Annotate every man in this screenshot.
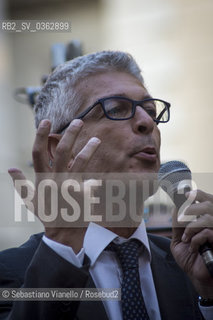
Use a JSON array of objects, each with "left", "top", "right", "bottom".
[{"left": 1, "top": 51, "right": 213, "bottom": 319}]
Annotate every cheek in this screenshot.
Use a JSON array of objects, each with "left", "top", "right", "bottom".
[
  {"left": 71, "top": 125, "right": 114, "bottom": 157},
  {"left": 96, "top": 126, "right": 128, "bottom": 154},
  {"left": 154, "top": 126, "right": 161, "bottom": 149},
  {"left": 80, "top": 125, "right": 127, "bottom": 165},
  {"left": 154, "top": 127, "right": 161, "bottom": 169},
  {"left": 80, "top": 123, "right": 122, "bottom": 147},
  {"left": 70, "top": 130, "right": 90, "bottom": 157}
]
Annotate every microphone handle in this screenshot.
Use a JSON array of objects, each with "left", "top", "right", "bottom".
[{"left": 199, "top": 242, "right": 213, "bottom": 277}]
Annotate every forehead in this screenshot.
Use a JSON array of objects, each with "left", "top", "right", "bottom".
[{"left": 76, "top": 71, "right": 149, "bottom": 112}]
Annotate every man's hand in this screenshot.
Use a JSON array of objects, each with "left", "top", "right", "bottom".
[
  {"left": 171, "top": 190, "right": 213, "bottom": 298},
  {"left": 9, "top": 119, "right": 101, "bottom": 253}
]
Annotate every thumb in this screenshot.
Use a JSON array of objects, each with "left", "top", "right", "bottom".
[
  {"left": 171, "top": 207, "right": 187, "bottom": 245},
  {"left": 8, "top": 168, "right": 35, "bottom": 213},
  {"left": 8, "top": 168, "right": 27, "bottom": 183}
]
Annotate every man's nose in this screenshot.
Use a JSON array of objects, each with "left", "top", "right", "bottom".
[{"left": 131, "top": 105, "right": 155, "bottom": 134}]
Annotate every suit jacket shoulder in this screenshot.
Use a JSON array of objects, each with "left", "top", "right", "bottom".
[
  {"left": 0, "top": 233, "right": 106, "bottom": 320},
  {"left": 0, "top": 233, "right": 43, "bottom": 288}
]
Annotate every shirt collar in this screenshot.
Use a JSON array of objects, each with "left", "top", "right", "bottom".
[{"left": 83, "top": 221, "right": 151, "bottom": 267}]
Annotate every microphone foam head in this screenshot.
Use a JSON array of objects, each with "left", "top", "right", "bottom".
[{"left": 158, "top": 160, "right": 192, "bottom": 194}]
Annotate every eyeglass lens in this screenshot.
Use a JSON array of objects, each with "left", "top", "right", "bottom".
[{"left": 103, "top": 98, "right": 168, "bottom": 122}]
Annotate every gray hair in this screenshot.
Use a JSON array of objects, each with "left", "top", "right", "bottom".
[{"left": 35, "top": 50, "right": 144, "bottom": 133}]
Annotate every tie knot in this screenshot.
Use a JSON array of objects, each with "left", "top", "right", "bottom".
[{"left": 108, "top": 239, "right": 141, "bottom": 271}]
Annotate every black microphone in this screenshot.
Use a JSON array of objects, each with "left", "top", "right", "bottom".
[{"left": 158, "top": 160, "right": 213, "bottom": 277}]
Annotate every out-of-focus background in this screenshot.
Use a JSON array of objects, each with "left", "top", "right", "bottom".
[{"left": 0, "top": 0, "right": 213, "bottom": 249}]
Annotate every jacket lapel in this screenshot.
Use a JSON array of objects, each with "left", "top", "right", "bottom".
[{"left": 76, "top": 273, "right": 109, "bottom": 320}]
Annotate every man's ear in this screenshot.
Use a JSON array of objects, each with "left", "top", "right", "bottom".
[{"left": 48, "top": 134, "right": 62, "bottom": 160}]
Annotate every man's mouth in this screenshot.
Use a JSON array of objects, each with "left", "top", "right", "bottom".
[{"left": 132, "top": 147, "right": 157, "bottom": 162}]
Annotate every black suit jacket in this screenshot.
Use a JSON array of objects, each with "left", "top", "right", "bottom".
[{"left": 0, "top": 233, "right": 203, "bottom": 320}]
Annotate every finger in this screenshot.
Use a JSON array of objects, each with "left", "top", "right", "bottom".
[
  {"left": 8, "top": 168, "right": 35, "bottom": 212},
  {"left": 54, "top": 119, "right": 84, "bottom": 172},
  {"left": 8, "top": 168, "right": 26, "bottom": 182},
  {"left": 181, "top": 214, "right": 213, "bottom": 243},
  {"left": 32, "top": 120, "right": 51, "bottom": 172},
  {"left": 70, "top": 137, "right": 101, "bottom": 172},
  {"left": 186, "top": 189, "right": 213, "bottom": 203},
  {"left": 171, "top": 207, "right": 187, "bottom": 244},
  {"left": 184, "top": 200, "right": 213, "bottom": 216},
  {"left": 171, "top": 191, "right": 213, "bottom": 244},
  {"left": 189, "top": 229, "right": 213, "bottom": 253}
]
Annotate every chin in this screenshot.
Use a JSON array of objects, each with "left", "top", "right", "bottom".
[{"left": 129, "top": 161, "right": 160, "bottom": 173}]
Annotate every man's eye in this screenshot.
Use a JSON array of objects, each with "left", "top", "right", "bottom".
[
  {"left": 145, "top": 108, "right": 157, "bottom": 119},
  {"left": 142, "top": 101, "right": 157, "bottom": 119},
  {"left": 107, "top": 106, "right": 123, "bottom": 116},
  {"left": 107, "top": 104, "right": 131, "bottom": 118},
  {"left": 84, "top": 104, "right": 104, "bottom": 120}
]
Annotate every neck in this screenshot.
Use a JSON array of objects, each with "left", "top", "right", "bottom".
[
  {"left": 107, "top": 226, "right": 139, "bottom": 238},
  {"left": 94, "top": 199, "right": 144, "bottom": 238},
  {"left": 105, "top": 203, "right": 144, "bottom": 238}
]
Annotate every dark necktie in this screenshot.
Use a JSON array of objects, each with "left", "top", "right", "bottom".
[{"left": 108, "top": 239, "right": 150, "bottom": 320}]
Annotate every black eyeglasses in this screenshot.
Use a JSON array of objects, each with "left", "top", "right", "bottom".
[{"left": 57, "top": 96, "right": 171, "bottom": 133}]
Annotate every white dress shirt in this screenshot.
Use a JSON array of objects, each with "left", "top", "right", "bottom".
[{"left": 43, "top": 221, "right": 213, "bottom": 320}]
